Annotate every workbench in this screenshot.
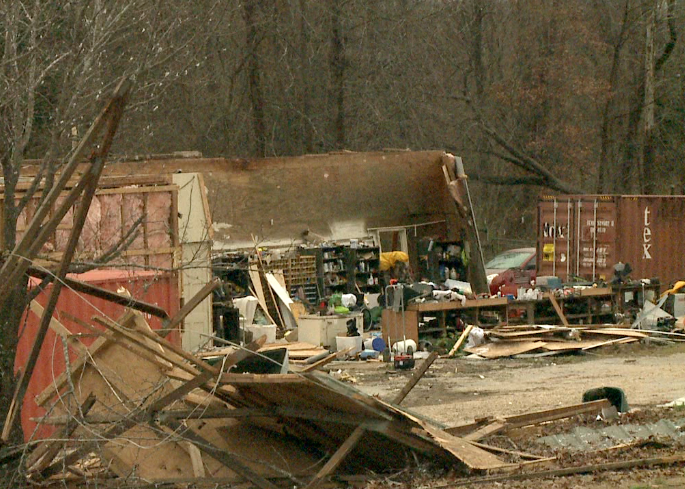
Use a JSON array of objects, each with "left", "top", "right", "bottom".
[{"left": 380, "top": 284, "right": 661, "bottom": 345}]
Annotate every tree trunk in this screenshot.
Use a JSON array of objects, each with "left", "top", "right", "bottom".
[
  {"left": 597, "top": 0, "right": 630, "bottom": 193},
  {"left": 243, "top": 0, "right": 266, "bottom": 157},
  {"left": 642, "top": 1, "right": 656, "bottom": 194},
  {"left": 329, "top": 0, "right": 345, "bottom": 150},
  {"left": 299, "top": 0, "right": 313, "bottom": 153}
]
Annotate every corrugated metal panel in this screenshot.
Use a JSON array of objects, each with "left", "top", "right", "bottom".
[
  {"left": 16, "top": 270, "right": 180, "bottom": 442},
  {"left": 615, "top": 196, "right": 685, "bottom": 285},
  {"left": 538, "top": 195, "right": 685, "bottom": 286},
  {"left": 538, "top": 197, "right": 575, "bottom": 279},
  {"left": 575, "top": 196, "right": 617, "bottom": 282}
]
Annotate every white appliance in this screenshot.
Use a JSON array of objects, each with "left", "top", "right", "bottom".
[{"left": 297, "top": 313, "right": 363, "bottom": 348}]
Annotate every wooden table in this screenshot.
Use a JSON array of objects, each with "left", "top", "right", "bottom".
[{"left": 380, "top": 284, "right": 661, "bottom": 344}]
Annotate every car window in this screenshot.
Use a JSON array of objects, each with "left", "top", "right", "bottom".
[{"left": 485, "top": 250, "right": 534, "bottom": 270}]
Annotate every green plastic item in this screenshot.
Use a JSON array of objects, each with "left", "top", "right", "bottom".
[{"left": 334, "top": 305, "right": 350, "bottom": 314}]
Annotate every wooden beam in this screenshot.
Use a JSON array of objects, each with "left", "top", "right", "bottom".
[
  {"left": 27, "top": 267, "right": 169, "bottom": 319},
  {"left": 300, "top": 347, "right": 353, "bottom": 372},
  {"left": 505, "top": 398, "right": 611, "bottom": 428},
  {"left": 462, "top": 420, "right": 508, "bottom": 442},
  {"left": 393, "top": 351, "right": 438, "bottom": 405},
  {"left": 303, "top": 426, "right": 366, "bottom": 489},
  {"left": 453, "top": 453, "right": 685, "bottom": 485},
  {"left": 29, "top": 301, "right": 86, "bottom": 355},
  {"left": 160, "top": 277, "right": 221, "bottom": 336},
  {"left": 443, "top": 399, "right": 611, "bottom": 437},
  {"left": 27, "top": 393, "right": 96, "bottom": 473},
  {"left": 447, "top": 325, "right": 473, "bottom": 358},
  {"left": 545, "top": 292, "right": 569, "bottom": 326},
  {"left": 161, "top": 419, "right": 281, "bottom": 489}
]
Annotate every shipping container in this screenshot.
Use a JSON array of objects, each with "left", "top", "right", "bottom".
[
  {"left": 537, "top": 195, "right": 685, "bottom": 286},
  {"left": 16, "top": 269, "right": 180, "bottom": 442}
]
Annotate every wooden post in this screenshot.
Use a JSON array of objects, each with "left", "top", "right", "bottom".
[
  {"left": 546, "top": 292, "right": 570, "bottom": 326},
  {"left": 392, "top": 351, "right": 439, "bottom": 404},
  {"left": 160, "top": 277, "right": 221, "bottom": 336},
  {"left": 303, "top": 425, "right": 366, "bottom": 489}
]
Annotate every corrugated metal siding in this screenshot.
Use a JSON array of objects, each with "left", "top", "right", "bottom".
[
  {"left": 538, "top": 195, "right": 685, "bottom": 286},
  {"left": 615, "top": 196, "right": 685, "bottom": 285},
  {"left": 538, "top": 197, "right": 575, "bottom": 279},
  {"left": 16, "top": 270, "right": 180, "bottom": 442},
  {"left": 574, "top": 196, "right": 617, "bottom": 281}
]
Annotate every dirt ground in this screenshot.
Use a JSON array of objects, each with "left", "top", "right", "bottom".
[{"left": 328, "top": 341, "right": 685, "bottom": 488}]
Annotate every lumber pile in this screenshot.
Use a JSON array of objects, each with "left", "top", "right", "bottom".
[
  {"left": 27, "top": 309, "right": 519, "bottom": 488},
  {"left": 465, "top": 325, "right": 648, "bottom": 359}
]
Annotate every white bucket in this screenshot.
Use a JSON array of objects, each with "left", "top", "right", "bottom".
[
  {"left": 245, "top": 324, "right": 277, "bottom": 344},
  {"left": 335, "top": 335, "right": 363, "bottom": 355},
  {"left": 391, "top": 339, "right": 417, "bottom": 354}
]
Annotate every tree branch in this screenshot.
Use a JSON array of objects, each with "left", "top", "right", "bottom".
[{"left": 469, "top": 173, "right": 547, "bottom": 187}]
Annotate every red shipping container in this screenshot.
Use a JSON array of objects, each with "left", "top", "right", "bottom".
[
  {"left": 15, "top": 269, "right": 180, "bottom": 442},
  {"left": 538, "top": 195, "right": 685, "bottom": 286}
]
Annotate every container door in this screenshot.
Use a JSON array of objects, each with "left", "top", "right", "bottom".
[
  {"left": 538, "top": 197, "right": 574, "bottom": 281},
  {"left": 573, "top": 198, "right": 617, "bottom": 282}
]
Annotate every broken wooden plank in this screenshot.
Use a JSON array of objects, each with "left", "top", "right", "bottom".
[
  {"left": 27, "top": 393, "right": 97, "bottom": 473},
  {"left": 160, "top": 278, "right": 220, "bottom": 336},
  {"left": 27, "top": 267, "right": 169, "bottom": 319},
  {"left": 465, "top": 341, "right": 546, "bottom": 359},
  {"left": 582, "top": 337, "right": 638, "bottom": 350},
  {"left": 299, "top": 347, "right": 353, "bottom": 373},
  {"left": 415, "top": 420, "right": 512, "bottom": 470},
  {"left": 545, "top": 292, "right": 570, "bottom": 326},
  {"left": 161, "top": 419, "right": 281, "bottom": 489},
  {"left": 303, "top": 426, "right": 366, "bottom": 489},
  {"left": 583, "top": 328, "right": 648, "bottom": 338},
  {"left": 29, "top": 300, "right": 87, "bottom": 355},
  {"left": 463, "top": 420, "right": 507, "bottom": 442},
  {"left": 182, "top": 442, "right": 206, "bottom": 478},
  {"left": 466, "top": 440, "right": 545, "bottom": 460},
  {"left": 393, "top": 351, "right": 439, "bottom": 404},
  {"left": 504, "top": 398, "right": 611, "bottom": 428},
  {"left": 447, "top": 325, "right": 473, "bottom": 357},
  {"left": 454, "top": 453, "right": 685, "bottom": 484}
]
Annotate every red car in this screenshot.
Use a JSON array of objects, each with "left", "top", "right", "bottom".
[{"left": 485, "top": 247, "right": 536, "bottom": 297}]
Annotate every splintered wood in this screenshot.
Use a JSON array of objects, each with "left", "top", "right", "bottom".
[
  {"left": 465, "top": 325, "right": 646, "bottom": 359},
  {"left": 29, "top": 310, "right": 514, "bottom": 488}
]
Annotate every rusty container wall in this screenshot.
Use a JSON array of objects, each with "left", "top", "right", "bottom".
[
  {"left": 537, "top": 197, "right": 576, "bottom": 280},
  {"left": 574, "top": 196, "right": 618, "bottom": 282},
  {"left": 16, "top": 270, "right": 180, "bottom": 442},
  {"left": 614, "top": 196, "right": 685, "bottom": 285},
  {"left": 538, "top": 195, "right": 685, "bottom": 286}
]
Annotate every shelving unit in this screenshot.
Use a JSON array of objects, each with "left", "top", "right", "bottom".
[
  {"left": 346, "top": 246, "right": 381, "bottom": 294},
  {"left": 420, "top": 240, "right": 468, "bottom": 283},
  {"left": 302, "top": 243, "right": 381, "bottom": 298}
]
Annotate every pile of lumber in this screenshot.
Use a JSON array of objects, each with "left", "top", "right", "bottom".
[
  {"left": 27, "top": 308, "right": 526, "bottom": 488},
  {"left": 465, "top": 325, "right": 648, "bottom": 359}
]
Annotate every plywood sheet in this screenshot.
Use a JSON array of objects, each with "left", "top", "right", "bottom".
[{"left": 465, "top": 341, "right": 546, "bottom": 359}]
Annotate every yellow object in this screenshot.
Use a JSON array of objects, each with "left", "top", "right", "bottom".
[
  {"left": 380, "top": 251, "right": 409, "bottom": 271},
  {"left": 662, "top": 280, "right": 685, "bottom": 297}
]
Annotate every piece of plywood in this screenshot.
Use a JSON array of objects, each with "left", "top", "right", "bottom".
[
  {"left": 416, "top": 420, "right": 512, "bottom": 470},
  {"left": 465, "top": 341, "right": 546, "bottom": 359},
  {"left": 584, "top": 329, "right": 648, "bottom": 338}
]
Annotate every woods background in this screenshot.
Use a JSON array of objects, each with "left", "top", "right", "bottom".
[{"left": 2, "top": 0, "right": 684, "bottom": 253}]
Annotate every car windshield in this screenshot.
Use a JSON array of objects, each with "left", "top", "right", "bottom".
[{"left": 485, "top": 250, "right": 532, "bottom": 270}]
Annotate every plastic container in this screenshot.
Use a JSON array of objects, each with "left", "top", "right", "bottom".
[
  {"left": 245, "top": 324, "right": 277, "bottom": 344},
  {"left": 335, "top": 335, "right": 363, "bottom": 355},
  {"left": 363, "top": 337, "right": 386, "bottom": 352},
  {"left": 391, "top": 339, "right": 417, "bottom": 354},
  {"left": 359, "top": 349, "right": 380, "bottom": 360}
]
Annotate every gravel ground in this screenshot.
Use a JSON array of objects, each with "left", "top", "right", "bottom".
[{"left": 327, "top": 341, "right": 685, "bottom": 488}]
